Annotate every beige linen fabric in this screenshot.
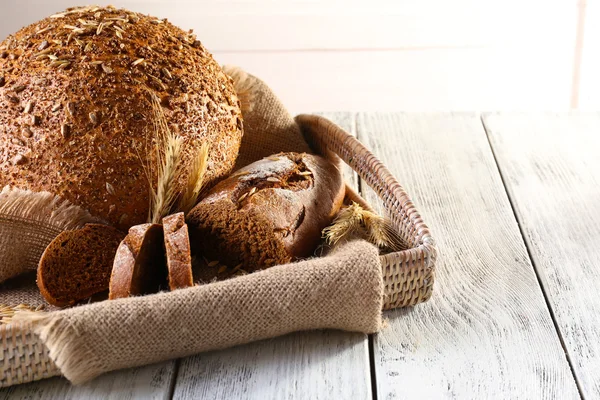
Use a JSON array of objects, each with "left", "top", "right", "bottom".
[
  {"left": 223, "top": 66, "right": 312, "bottom": 168},
  {"left": 28, "top": 241, "right": 382, "bottom": 384}
]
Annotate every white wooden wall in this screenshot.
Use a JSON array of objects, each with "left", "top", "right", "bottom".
[{"left": 0, "top": 0, "right": 595, "bottom": 113}]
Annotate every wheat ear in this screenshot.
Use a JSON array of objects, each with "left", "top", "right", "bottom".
[
  {"left": 323, "top": 202, "right": 407, "bottom": 252},
  {"left": 147, "top": 90, "right": 184, "bottom": 223},
  {"left": 179, "top": 142, "right": 210, "bottom": 214}
]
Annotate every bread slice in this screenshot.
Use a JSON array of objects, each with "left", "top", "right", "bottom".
[
  {"left": 109, "top": 224, "right": 167, "bottom": 299},
  {"left": 163, "top": 213, "right": 194, "bottom": 290},
  {"left": 37, "top": 224, "right": 125, "bottom": 307}
]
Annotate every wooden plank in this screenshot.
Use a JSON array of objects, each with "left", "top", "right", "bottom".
[
  {"left": 358, "top": 113, "right": 579, "bottom": 399},
  {"left": 483, "top": 113, "right": 600, "bottom": 398},
  {"left": 0, "top": 361, "right": 176, "bottom": 400},
  {"left": 171, "top": 112, "right": 372, "bottom": 400},
  {"left": 214, "top": 47, "right": 573, "bottom": 114},
  {"left": 173, "top": 331, "right": 370, "bottom": 400},
  {"left": 0, "top": 0, "right": 578, "bottom": 52}
]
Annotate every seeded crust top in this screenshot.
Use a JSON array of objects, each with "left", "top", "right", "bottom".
[{"left": 0, "top": 6, "right": 243, "bottom": 230}]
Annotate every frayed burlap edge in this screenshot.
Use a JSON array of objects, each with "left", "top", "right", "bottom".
[{"left": 0, "top": 187, "right": 101, "bottom": 283}]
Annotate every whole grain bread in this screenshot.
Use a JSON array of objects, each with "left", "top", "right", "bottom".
[
  {"left": 109, "top": 223, "right": 166, "bottom": 299},
  {"left": 187, "top": 152, "right": 345, "bottom": 274},
  {"left": 163, "top": 212, "right": 193, "bottom": 290},
  {"left": 37, "top": 223, "right": 125, "bottom": 306},
  {"left": 0, "top": 6, "right": 243, "bottom": 230}
]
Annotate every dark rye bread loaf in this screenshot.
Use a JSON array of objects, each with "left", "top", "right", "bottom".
[
  {"left": 37, "top": 223, "right": 125, "bottom": 306},
  {"left": 187, "top": 152, "right": 345, "bottom": 273},
  {"left": 163, "top": 212, "right": 193, "bottom": 290},
  {"left": 109, "top": 223, "right": 166, "bottom": 299},
  {"left": 0, "top": 6, "right": 243, "bottom": 230}
]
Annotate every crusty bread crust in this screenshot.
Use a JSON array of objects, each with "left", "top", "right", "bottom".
[
  {"left": 109, "top": 223, "right": 166, "bottom": 299},
  {"left": 163, "top": 212, "right": 193, "bottom": 290},
  {"left": 37, "top": 223, "right": 125, "bottom": 306},
  {"left": 0, "top": 6, "right": 243, "bottom": 230}
]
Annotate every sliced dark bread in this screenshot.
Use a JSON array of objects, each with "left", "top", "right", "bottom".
[
  {"left": 109, "top": 223, "right": 167, "bottom": 299},
  {"left": 163, "top": 213, "right": 194, "bottom": 290},
  {"left": 37, "top": 224, "right": 125, "bottom": 307}
]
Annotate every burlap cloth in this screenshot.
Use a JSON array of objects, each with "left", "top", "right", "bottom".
[{"left": 2, "top": 67, "right": 384, "bottom": 385}]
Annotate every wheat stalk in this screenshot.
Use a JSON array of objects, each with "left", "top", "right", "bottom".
[
  {"left": 323, "top": 202, "right": 364, "bottom": 245},
  {"left": 179, "top": 142, "right": 210, "bottom": 213},
  {"left": 143, "top": 88, "right": 212, "bottom": 222},
  {"left": 361, "top": 209, "right": 407, "bottom": 251},
  {"left": 0, "top": 304, "right": 45, "bottom": 325},
  {"left": 323, "top": 202, "right": 407, "bottom": 252},
  {"left": 146, "top": 90, "right": 184, "bottom": 223}
]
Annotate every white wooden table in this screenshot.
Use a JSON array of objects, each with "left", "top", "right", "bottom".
[{"left": 1, "top": 112, "right": 599, "bottom": 399}]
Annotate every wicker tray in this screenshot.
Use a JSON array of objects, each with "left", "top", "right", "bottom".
[{"left": 1, "top": 114, "right": 437, "bottom": 387}]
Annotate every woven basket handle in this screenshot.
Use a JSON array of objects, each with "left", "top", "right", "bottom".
[
  {"left": 296, "top": 114, "right": 437, "bottom": 309},
  {"left": 295, "top": 114, "right": 435, "bottom": 250}
]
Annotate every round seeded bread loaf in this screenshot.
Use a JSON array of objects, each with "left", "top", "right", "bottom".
[{"left": 0, "top": 6, "right": 243, "bottom": 230}]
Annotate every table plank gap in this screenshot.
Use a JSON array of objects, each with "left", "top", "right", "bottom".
[
  {"left": 167, "top": 359, "right": 181, "bottom": 400},
  {"left": 368, "top": 335, "right": 379, "bottom": 400},
  {"left": 170, "top": 112, "right": 372, "bottom": 400},
  {"left": 358, "top": 112, "right": 580, "bottom": 399},
  {"left": 480, "top": 114, "right": 586, "bottom": 398},
  {"left": 483, "top": 112, "right": 600, "bottom": 398}
]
